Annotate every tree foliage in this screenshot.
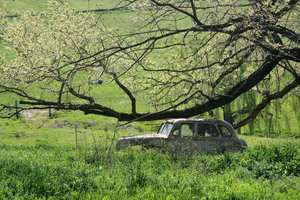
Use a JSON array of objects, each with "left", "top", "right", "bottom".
[{"left": 0, "top": 0, "right": 299, "bottom": 127}]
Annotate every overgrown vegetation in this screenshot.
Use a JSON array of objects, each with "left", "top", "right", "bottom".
[{"left": 0, "top": 142, "right": 299, "bottom": 199}]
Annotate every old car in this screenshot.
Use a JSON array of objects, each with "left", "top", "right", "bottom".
[{"left": 116, "top": 118, "right": 247, "bottom": 154}]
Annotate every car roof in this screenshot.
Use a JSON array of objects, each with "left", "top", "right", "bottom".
[
  {"left": 165, "top": 118, "right": 226, "bottom": 124},
  {"left": 164, "top": 118, "right": 238, "bottom": 137}
]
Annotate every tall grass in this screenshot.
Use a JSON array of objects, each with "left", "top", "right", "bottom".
[{"left": 0, "top": 142, "right": 299, "bottom": 199}]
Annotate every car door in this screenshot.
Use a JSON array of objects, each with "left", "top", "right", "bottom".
[
  {"left": 218, "top": 125, "right": 241, "bottom": 153},
  {"left": 166, "top": 122, "right": 197, "bottom": 154},
  {"left": 194, "top": 123, "right": 221, "bottom": 154}
]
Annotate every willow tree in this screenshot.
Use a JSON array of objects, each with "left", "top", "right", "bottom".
[{"left": 0, "top": 0, "right": 299, "bottom": 128}]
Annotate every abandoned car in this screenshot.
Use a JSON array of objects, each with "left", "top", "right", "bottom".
[{"left": 116, "top": 118, "right": 247, "bottom": 154}]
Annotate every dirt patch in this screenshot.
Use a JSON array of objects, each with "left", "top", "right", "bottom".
[{"left": 22, "top": 109, "right": 54, "bottom": 120}]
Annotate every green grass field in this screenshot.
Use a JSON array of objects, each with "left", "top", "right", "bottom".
[
  {"left": 4, "top": 0, "right": 122, "bottom": 14},
  {"left": 0, "top": 1, "right": 299, "bottom": 199},
  {"left": 0, "top": 139, "right": 299, "bottom": 199},
  {"left": 0, "top": 112, "right": 299, "bottom": 199}
]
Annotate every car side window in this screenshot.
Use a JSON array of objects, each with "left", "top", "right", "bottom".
[
  {"left": 181, "top": 123, "right": 195, "bottom": 137},
  {"left": 219, "top": 125, "right": 233, "bottom": 137},
  {"left": 197, "top": 124, "right": 219, "bottom": 137},
  {"left": 172, "top": 123, "right": 195, "bottom": 137}
]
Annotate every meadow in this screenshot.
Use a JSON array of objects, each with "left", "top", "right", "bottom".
[
  {"left": 0, "top": 134, "right": 299, "bottom": 199},
  {"left": 0, "top": 112, "right": 299, "bottom": 199},
  {"left": 0, "top": 1, "right": 299, "bottom": 199}
]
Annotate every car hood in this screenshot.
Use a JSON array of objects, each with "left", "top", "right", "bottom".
[
  {"left": 116, "top": 133, "right": 167, "bottom": 150},
  {"left": 119, "top": 133, "right": 167, "bottom": 140}
]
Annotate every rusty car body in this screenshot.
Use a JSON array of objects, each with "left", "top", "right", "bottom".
[{"left": 116, "top": 118, "right": 247, "bottom": 154}]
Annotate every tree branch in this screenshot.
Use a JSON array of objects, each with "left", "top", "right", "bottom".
[{"left": 116, "top": 54, "right": 282, "bottom": 121}]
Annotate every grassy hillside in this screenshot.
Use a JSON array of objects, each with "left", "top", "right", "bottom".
[
  {"left": 0, "top": 0, "right": 299, "bottom": 138},
  {"left": 4, "top": 0, "right": 121, "bottom": 14}
]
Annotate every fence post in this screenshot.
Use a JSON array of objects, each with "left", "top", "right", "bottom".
[
  {"left": 75, "top": 125, "right": 78, "bottom": 149},
  {"left": 49, "top": 106, "right": 52, "bottom": 118},
  {"left": 15, "top": 100, "right": 19, "bottom": 119}
]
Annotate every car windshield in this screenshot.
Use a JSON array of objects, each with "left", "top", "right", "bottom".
[{"left": 157, "top": 122, "right": 173, "bottom": 135}]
